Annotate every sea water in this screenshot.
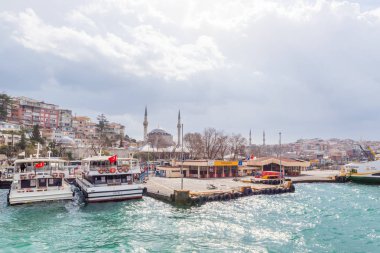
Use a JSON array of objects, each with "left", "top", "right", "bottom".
[{"left": 0, "top": 183, "right": 379, "bottom": 253}]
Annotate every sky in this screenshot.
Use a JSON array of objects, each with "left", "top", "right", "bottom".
[{"left": 1, "top": 0, "right": 380, "bottom": 144}]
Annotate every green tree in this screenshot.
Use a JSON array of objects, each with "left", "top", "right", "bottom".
[
  {"left": 96, "top": 114, "right": 110, "bottom": 148},
  {"left": 17, "top": 132, "right": 27, "bottom": 150},
  {"left": 31, "top": 124, "right": 44, "bottom": 144},
  {"left": 0, "top": 93, "right": 11, "bottom": 121}
]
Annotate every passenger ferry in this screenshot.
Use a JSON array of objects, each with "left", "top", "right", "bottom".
[
  {"left": 8, "top": 157, "right": 73, "bottom": 205},
  {"left": 0, "top": 166, "right": 15, "bottom": 189},
  {"left": 75, "top": 156, "right": 144, "bottom": 203},
  {"left": 343, "top": 160, "right": 380, "bottom": 184}
]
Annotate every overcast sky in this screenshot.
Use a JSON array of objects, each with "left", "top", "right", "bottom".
[{"left": 1, "top": 0, "right": 380, "bottom": 144}]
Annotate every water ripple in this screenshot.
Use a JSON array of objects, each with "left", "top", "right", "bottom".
[{"left": 1, "top": 183, "right": 380, "bottom": 252}]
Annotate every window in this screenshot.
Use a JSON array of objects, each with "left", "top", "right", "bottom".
[
  {"left": 21, "top": 180, "right": 36, "bottom": 188},
  {"left": 48, "top": 178, "right": 62, "bottom": 187},
  {"left": 38, "top": 178, "right": 47, "bottom": 187}
]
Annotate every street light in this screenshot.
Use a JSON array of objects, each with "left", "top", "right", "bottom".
[
  {"left": 181, "top": 123, "right": 184, "bottom": 190},
  {"left": 279, "top": 132, "right": 283, "bottom": 184}
]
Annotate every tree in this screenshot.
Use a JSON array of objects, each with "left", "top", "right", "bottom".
[
  {"left": 0, "top": 93, "right": 11, "bottom": 121},
  {"left": 184, "top": 132, "right": 204, "bottom": 159},
  {"left": 31, "top": 124, "right": 44, "bottom": 144},
  {"left": 203, "top": 128, "right": 228, "bottom": 159},
  {"left": 229, "top": 134, "right": 247, "bottom": 160},
  {"left": 17, "top": 132, "right": 27, "bottom": 150},
  {"left": 96, "top": 114, "right": 111, "bottom": 148}
]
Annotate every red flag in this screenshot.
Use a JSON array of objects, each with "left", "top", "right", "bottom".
[
  {"left": 35, "top": 162, "right": 45, "bottom": 168},
  {"left": 250, "top": 154, "right": 255, "bottom": 160},
  {"left": 108, "top": 155, "right": 117, "bottom": 164}
]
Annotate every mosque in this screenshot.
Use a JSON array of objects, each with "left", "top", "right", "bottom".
[
  {"left": 139, "top": 107, "right": 187, "bottom": 160},
  {"left": 142, "top": 106, "right": 182, "bottom": 148}
]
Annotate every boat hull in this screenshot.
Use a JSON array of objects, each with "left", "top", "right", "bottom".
[
  {"left": 8, "top": 188, "right": 73, "bottom": 205},
  {"left": 76, "top": 178, "right": 143, "bottom": 203},
  {"left": 349, "top": 175, "right": 380, "bottom": 184}
]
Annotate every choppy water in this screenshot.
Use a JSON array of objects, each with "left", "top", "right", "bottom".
[{"left": 0, "top": 183, "right": 380, "bottom": 253}]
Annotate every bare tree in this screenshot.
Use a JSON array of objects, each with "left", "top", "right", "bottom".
[
  {"left": 184, "top": 132, "right": 203, "bottom": 159},
  {"left": 217, "top": 133, "right": 229, "bottom": 159},
  {"left": 203, "top": 128, "right": 229, "bottom": 159},
  {"left": 229, "top": 134, "right": 247, "bottom": 160}
]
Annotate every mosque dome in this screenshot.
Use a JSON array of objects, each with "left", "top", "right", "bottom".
[
  {"left": 56, "top": 136, "right": 75, "bottom": 145},
  {"left": 148, "top": 128, "right": 172, "bottom": 136}
]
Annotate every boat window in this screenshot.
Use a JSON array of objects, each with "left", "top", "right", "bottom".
[
  {"left": 372, "top": 173, "right": 380, "bottom": 176},
  {"left": 48, "top": 178, "right": 62, "bottom": 187},
  {"left": 20, "top": 179, "right": 36, "bottom": 188},
  {"left": 107, "top": 175, "right": 121, "bottom": 184},
  {"left": 38, "top": 178, "right": 47, "bottom": 187},
  {"left": 94, "top": 176, "right": 106, "bottom": 185}
]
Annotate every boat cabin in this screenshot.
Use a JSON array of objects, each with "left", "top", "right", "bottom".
[
  {"left": 81, "top": 156, "right": 141, "bottom": 186},
  {"left": 13, "top": 158, "right": 67, "bottom": 191}
]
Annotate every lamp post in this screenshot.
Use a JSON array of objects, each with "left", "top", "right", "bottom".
[
  {"left": 181, "top": 123, "right": 184, "bottom": 190},
  {"left": 147, "top": 142, "right": 150, "bottom": 180},
  {"left": 279, "top": 132, "right": 283, "bottom": 184}
]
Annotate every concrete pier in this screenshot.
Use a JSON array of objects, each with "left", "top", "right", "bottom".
[
  {"left": 144, "top": 177, "right": 294, "bottom": 205},
  {"left": 290, "top": 170, "right": 339, "bottom": 184}
]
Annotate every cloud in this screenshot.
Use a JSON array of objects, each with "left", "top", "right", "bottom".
[
  {"left": 1, "top": 0, "right": 380, "bottom": 142},
  {"left": 1, "top": 7, "right": 224, "bottom": 80}
]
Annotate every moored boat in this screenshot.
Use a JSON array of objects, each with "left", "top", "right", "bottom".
[
  {"left": 8, "top": 158, "right": 73, "bottom": 205},
  {"left": 344, "top": 160, "right": 380, "bottom": 184},
  {"left": 75, "top": 155, "right": 143, "bottom": 203},
  {"left": 0, "top": 166, "right": 15, "bottom": 189}
]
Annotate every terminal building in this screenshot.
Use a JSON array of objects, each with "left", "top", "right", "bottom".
[
  {"left": 160, "top": 160, "right": 239, "bottom": 178},
  {"left": 247, "top": 157, "right": 310, "bottom": 176}
]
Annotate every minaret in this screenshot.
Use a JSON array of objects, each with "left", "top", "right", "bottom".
[
  {"left": 263, "top": 130, "right": 266, "bottom": 146},
  {"left": 249, "top": 129, "right": 252, "bottom": 146},
  {"left": 143, "top": 106, "right": 148, "bottom": 141},
  {"left": 177, "top": 110, "right": 181, "bottom": 146}
]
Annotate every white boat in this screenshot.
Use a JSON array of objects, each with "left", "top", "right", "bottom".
[
  {"left": 0, "top": 166, "right": 15, "bottom": 188},
  {"left": 75, "top": 156, "right": 144, "bottom": 203},
  {"left": 343, "top": 160, "right": 380, "bottom": 184},
  {"left": 8, "top": 158, "right": 73, "bottom": 205}
]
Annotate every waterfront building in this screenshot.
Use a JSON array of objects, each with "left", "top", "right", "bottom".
[
  {"left": 247, "top": 157, "right": 310, "bottom": 176},
  {"left": 170, "top": 160, "right": 239, "bottom": 178}
]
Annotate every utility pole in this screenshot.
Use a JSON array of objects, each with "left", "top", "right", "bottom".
[
  {"left": 279, "top": 132, "right": 283, "bottom": 184},
  {"left": 181, "top": 123, "right": 184, "bottom": 190}
]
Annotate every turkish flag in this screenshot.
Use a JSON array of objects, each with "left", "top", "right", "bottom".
[
  {"left": 108, "top": 155, "right": 117, "bottom": 164},
  {"left": 35, "top": 162, "right": 45, "bottom": 168}
]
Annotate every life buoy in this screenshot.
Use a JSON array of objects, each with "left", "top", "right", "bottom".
[
  {"left": 117, "top": 167, "right": 123, "bottom": 173},
  {"left": 105, "top": 169, "right": 110, "bottom": 174},
  {"left": 29, "top": 174, "right": 35, "bottom": 179},
  {"left": 98, "top": 169, "right": 104, "bottom": 174},
  {"left": 110, "top": 168, "right": 116, "bottom": 173},
  {"left": 59, "top": 173, "right": 65, "bottom": 178},
  {"left": 53, "top": 173, "right": 58, "bottom": 178}
]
